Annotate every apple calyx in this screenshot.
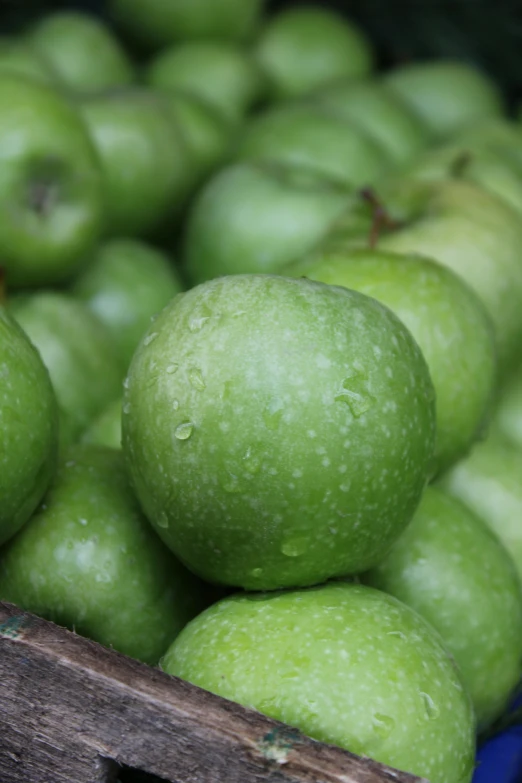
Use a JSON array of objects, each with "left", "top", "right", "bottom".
[{"left": 359, "top": 187, "right": 402, "bottom": 248}]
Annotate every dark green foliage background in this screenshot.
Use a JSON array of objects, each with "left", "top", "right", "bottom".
[{"left": 0, "top": 0, "right": 521, "bottom": 108}]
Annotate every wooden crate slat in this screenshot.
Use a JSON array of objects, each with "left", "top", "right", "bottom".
[{"left": 0, "top": 601, "right": 426, "bottom": 783}]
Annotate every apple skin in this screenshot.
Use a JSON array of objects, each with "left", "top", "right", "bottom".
[
  {"left": 10, "top": 292, "right": 123, "bottom": 447},
  {"left": 284, "top": 248, "right": 497, "bottom": 476},
  {"left": 72, "top": 238, "right": 184, "bottom": 369},
  {"left": 108, "top": 0, "right": 263, "bottom": 48},
  {"left": 310, "top": 78, "right": 430, "bottom": 168},
  {"left": 492, "top": 363, "right": 522, "bottom": 450},
  {"left": 364, "top": 486, "right": 522, "bottom": 730},
  {"left": 385, "top": 60, "right": 504, "bottom": 140},
  {"left": 439, "top": 433, "right": 522, "bottom": 586},
  {"left": 82, "top": 398, "right": 122, "bottom": 450},
  {"left": 0, "top": 445, "right": 208, "bottom": 665},
  {"left": 122, "top": 274, "right": 436, "bottom": 590},
  {"left": 324, "top": 178, "right": 522, "bottom": 377},
  {"left": 237, "top": 104, "right": 391, "bottom": 189},
  {"left": 0, "top": 38, "right": 59, "bottom": 84},
  {"left": 0, "top": 74, "right": 103, "bottom": 288},
  {"left": 255, "top": 7, "right": 374, "bottom": 100},
  {"left": 0, "top": 307, "right": 58, "bottom": 546},
  {"left": 161, "top": 582, "right": 475, "bottom": 783},
  {"left": 27, "top": 11, "right": 134, "bottom": 94},
  {"left": 183, "top": 161, "right": 353, "bottom": 286},
  {"left": 79, "top": 88, "right": 191, "bottom": 239},
  {"left": 145, "top": 42, "right": 266, "bottom": 124}
]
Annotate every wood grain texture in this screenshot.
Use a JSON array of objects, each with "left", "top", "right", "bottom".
[{"left": 0, "top": 601, "right": 426, "bottom": 783}]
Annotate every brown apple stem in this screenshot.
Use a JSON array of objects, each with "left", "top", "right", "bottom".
[{"left": 359, "top": 188, "right": 401, "bottom": 248}]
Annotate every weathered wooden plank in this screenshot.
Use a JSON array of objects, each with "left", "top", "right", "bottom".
[{"left": 0, "top": 601, "right": 426, "bottom": 783}]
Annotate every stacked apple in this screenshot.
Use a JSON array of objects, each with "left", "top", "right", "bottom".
[{"left": 1, "top": 1, "right": 522, "bottom": 782}]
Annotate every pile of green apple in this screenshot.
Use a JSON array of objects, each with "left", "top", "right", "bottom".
[{"left": 3, "top": 1, "right": 522, "bottom": 781}]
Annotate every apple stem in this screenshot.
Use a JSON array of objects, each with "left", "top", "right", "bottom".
[{"left": 359, "top": 188, "right": 401, "bottom": 248}]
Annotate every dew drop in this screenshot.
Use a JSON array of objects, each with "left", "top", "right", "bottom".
[
  {"left": 335, "top": 371, "right": 375, "bottom": 418},
  {"left": 281, "top": 537, "right": 309, "bottom": 557},
  {"left": 123, "top": 377, "right": 130, "bottom": 390},
  {"left": 143, "top": 332, "right": 158, "bottom": 346},
  {"left": 78, "top": 518, "right": 88, "bottom": 526},
  {"left": 372, "top": 713, "right": 395, "bottom": 739},
  {"left": 166, "top": 363, "right": 179, "bottom": 375},
  {"left": 420, "top": 692, "right": 440, "bottom": 720},
  {"left": 250, "top": 567, "right": 263, "bottom": 579},
  {"left": 123, "top": 403, "right": 131, "bottom": 414},
  {"left": 189, "top": 367, "right": 206, "bottom": 391},
  {"left": 387, "top": 630, "right": 407, "bottom": 641},
  {"left": 175, "top": 422, "right": 194, "bottom": 441},
  {"left": 189, "top": 315, "right": 210, "bottom": 333},
  {"left": 172, "top": 399, "right": 180, "bottom": 411},
  {"left": 157, "top": 512, "right": 169, "bottom": 529},
  {"left": 243, "top": 447, "right": 261, "bottom": 474}
]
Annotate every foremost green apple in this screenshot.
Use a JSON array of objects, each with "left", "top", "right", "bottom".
[
  {"left": 237, "top": 103, "right": 391, "bottom": 189},
  {"left": 492, "top": 363, "right": 522, "bottom": 450},
  {"left": 82, "top": 398, "right": 122, "bottom": 450},
  {"left": 385, "top": 60, "right": 504, "bottom": 140},
  {"left": 255, "top": 7, "right": 374, "bottom": 100},
  {"left": 72, "top": 238, "right": 184, "bottom": 369},
  {"left": 28, "top": 11, "right": 134, "bottom": 93},
  {"left": 145, "top": 42, "right": 265, "bottom": 124},
  {"left": 123, "top": 274, "right": 436, "bottom": 590},
  {"left": 0, "top": 304, "right": 58, "bottom": 546},
  {"left": 0, "top": 445, "right": 207, "bottom": 665},
  {"left": 79, "top": 88, "right": 191, "bottom": 238},
  {"left": 0, "top": 74, "right": 103, "bottom": 288},
  {"left": 183, "top": 161, "right": 352, "bottom": 285},
  {"left": 440, "top": 433, "right": 522, "bottom": 584},
  {"left": 11, "top": 292, "right": 123, "bottom": 446},
  {"left": 284, "top": 248, "right": 496, "bottom": 475},
  {"left": 162, "top": 583, "right": 475, "bottom": 783},
  {"left": 311, "top": 78, "right": 430, "bottom": 168},
  {"left": 323, "top": 178, "right": 522, "bottom": 376},
  {"left": 365, "top": 486, "right": 522, "bottom": 730},
  {"left": 0, "top": 37, "right": 58, "bottom": 84},
  {"left": 108, "top": 0, "right": 264, "bottom": 48}
]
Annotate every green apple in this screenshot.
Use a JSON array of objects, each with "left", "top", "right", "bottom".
[
  {"left": 310, "top": 78, "right": 431, "bottom": 168},
  {"left": 457, "top": 118, "right": 522, "bottom": 169},
  {"left": 183, "top": 161, "right": 353, "bottom": 285},
  {"left": 255, "top": 7, "right": 374, "bottom": 100},
  {"left": 145, "top": 42, "right": 265, "bottom": 124},
  {"left": 0, "top": 74, "right": 103, "bottom": 288},
  {"left": 0, "top": 303, "right": 58, "bottom": 546},
  {"left": 82, "top": 398, "right": 122, "bottom": 451},
  {"left": 492, "top": 362, "right": 522, "bottom": 450},
  {"left": 0, "top": 37, "right": 59, "bottom": 84},
  {"left": 439, "top": 433, "right": 522, "bottom": 584},
  {"left": 162, "top": 582, "right": 475, "bottom": 783},
  {"left": 123, "top": 274, "right": 436, "bottom": 590},
  {"left": 323, "top": 178, "right": 522, "bottom": 376},
  {"left": 72, "top": 238, "right": 184, "bottom": 369},
  {"left": 79, "top": 88, "right": 191, "bottom": 238},
  {"left": 161, "top": 92, "right": 232, "bottom": 185},
  {"left": 284, "top": 248, "right": 496, "bottom": 475},
  {"left": 237, "top": 104, "right": 391, "bottom": 189},
  {"left": 108, "top": 0, "right": 264, "bottom": 48},
  {"left": 364, "top": 486, "right": 522, "bottom": 730},
  {"left": 27, "top": 11, "right": 134, "bottom": 94},
  {"left": 10, "top": 292, "right": 123, "bottom": 446},
  {"left": 0, "top": 444, "right": 207, "bottom": 665},
  {"left": 385, "top": 60, "right": 504, "bottom": 140}
]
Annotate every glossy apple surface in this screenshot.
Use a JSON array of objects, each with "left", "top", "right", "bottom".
[
  {"left": 0, "top": 37, "right": 58, "bottom": 84},
  {"left": 0, "top": 306, "right": 58, "bottom": 545},
  {"left": 0, "top": 74, "right": 103, "bottom": 287},
  {"left": 365, "top": 486, "right": 522, "bottom": 730},
  {"left": 28, "top": 11, "right": 134, "bottom": 93},
  {"left": 255, "top": 7, "right": 374, "bottom": 99},
  {"left": 284, "top": 248, "right": 496, "bottom": 475},
  {"left": 0, "top": 445, "right": 207, "bottom": 665},
  {"left": 11, "top": 292, "right": 123, "bottom": 446},
  {"left": 385, "top": 60, "right": 503, "bottom": 139},
  {"left": 122, "top": 274, "right": 435, "bottom": 590},
  {"left": 162, "top": 582, "right": 475, "bottom": 783},
  {"left": 183, "top": 161, "right": 352, "bottom": 285},
  {"left": 237, "top": 103, "right": 391, "bottom": 189},
  {"left": 72, "top": 238, "right": 184, "bottom": 369},
  {"left": 492, "top": 363, "right": 522, "bottom": 450}
]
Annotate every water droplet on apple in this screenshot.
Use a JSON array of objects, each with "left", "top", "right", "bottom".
[
  {"left": 172, "top": 399, "right": 179, "bottom": 411},
  {"left": 243, "top": 447, "right": 261, "bottom": 474},
  {"left": 157, "top": 512, "right": 169, "bottom": 529},
  {"left": 281, "top": 537, "right": 309, "bottom": 557},
  {"left": 123, "top": 377, "right": 130, "bottom": 390},
  {"left": 78, "top": 518, "right": 88, "bottom": 526},
  {"left": 420, "top": 692, "right": 440, "bottom": 720},
  {"left": 143, "top": 332, "right": 158, "bottom": 347},
  {"left": 189, "top": 367, "right": 206, "bottom": 391},
  {"left": 123, "top": 403, "right": 131, "bottom": 414},
  {"left": 372, "top": 713, "right": 395, "bottom": 739},
  {"left": 250, "top": 567, "right": 263, "bottom": 579},
  {"left": 189, "top": 315, "right": 210, "bottom": 332},
  {"left": 174, "top": 422, "right": 194, "bottom": 441},
  {"left": 335, "top": 371, "right": 375, "bottom": 418},
  {"left": 166, "top": 363, "right": 179, "bottom": 375},
  {"left": 387, "top": 630, "right": 407, "bottom": 641}
]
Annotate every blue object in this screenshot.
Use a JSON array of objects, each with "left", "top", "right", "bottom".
[{"left": 473, "top": 696, "right": 522, "bottom": 783}]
